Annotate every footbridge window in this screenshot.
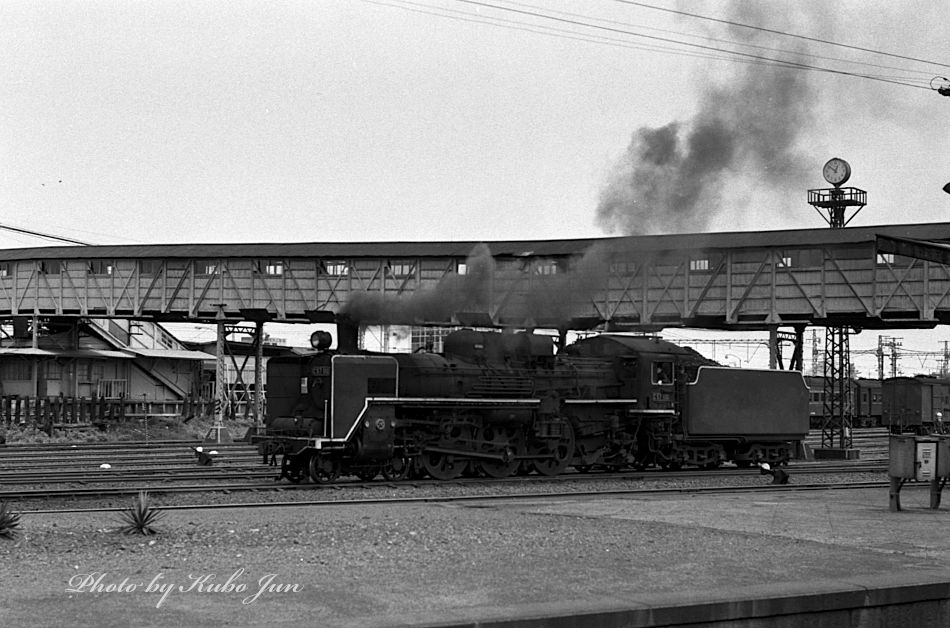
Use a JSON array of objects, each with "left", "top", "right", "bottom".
[
  {"left": 88, "top": 260, "right": 113, "bottom": 275},
  {"left": 322, "top": 260, "right": 349, "bottom": 276},
  {"left": 259, "top": 260, "right": 284, "bottom": 276}
]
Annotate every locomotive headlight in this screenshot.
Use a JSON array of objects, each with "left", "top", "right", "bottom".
[
  {"left": 375, "top": 418, "right": 386, "bottom": 431},
  {"left": 364, "top": 420, "right": 370, "bottom": 429}
]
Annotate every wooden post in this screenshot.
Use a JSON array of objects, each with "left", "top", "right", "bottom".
[
  {"left": 889, "top": 476, "right": 904, "bottom": 512},
  {"left": 930, "top": 478, "right": 946, "bottom": 510}
]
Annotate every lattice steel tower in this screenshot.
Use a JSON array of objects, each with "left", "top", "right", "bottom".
[{"left": 808, "top": 158, "right": 867, "bottom": 451}]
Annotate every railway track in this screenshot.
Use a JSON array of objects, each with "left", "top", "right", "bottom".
[
  {"left": 17, "top": 479, "right": 902, "bottom": 515},
  {"left": 0, "top": 452, "right": 885, "bottom": 487},
  {"left": 0, "top": 459, "right": 888, "bottom": 501},
  {"left": 0, "top": 428, "right": 891, "bottom": 498}
]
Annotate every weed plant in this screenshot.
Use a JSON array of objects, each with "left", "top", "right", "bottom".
[
  {"left": 116, "top": 491, "right": 165, "bottom": 535},
  {"left": 0, "top": 502, "right": 21, "bottom": 539}
]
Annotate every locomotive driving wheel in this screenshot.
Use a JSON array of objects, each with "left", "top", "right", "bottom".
[
  {"left": 308, "top": 453, "right": 341, "bottom": 484},
  {"left": 530, "top": 421, "right": 575, "bottom": 476},
  {"left": 421, "top": 421, "right": 473, "bottom": 480},
  {"left": 420, "top": 452, "right": 467, "bottom": 480},
  {"left": 476, "top": 424, "right": 523, "bottom": 479}
]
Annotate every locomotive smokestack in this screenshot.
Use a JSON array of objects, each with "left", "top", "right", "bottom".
[{"left": 336, "top": 316, "right": 360, "bottom": 353}]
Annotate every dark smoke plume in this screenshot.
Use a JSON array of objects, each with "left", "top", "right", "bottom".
[
  {"left": 597, "top": 3, "right": 814, "bottom": 235},
  {"left": 341, "top": 242, "right": 615, "bottom": 328},
  {"left": 341, "top": 243, "right": 496, "bottom": 324}
]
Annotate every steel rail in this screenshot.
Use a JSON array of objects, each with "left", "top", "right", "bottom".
[{"left": 0, "top": 460, "right": 886, "bottom": 487}]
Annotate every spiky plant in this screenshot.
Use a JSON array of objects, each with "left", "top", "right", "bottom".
[
  {"left": 0, "top": 502, "right": 22, "bottom": 539},
  {"left": 116, "top": 491, "right": 165, "bottom": 536}
]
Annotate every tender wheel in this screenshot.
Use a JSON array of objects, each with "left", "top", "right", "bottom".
[
  {"left": 421, "top": 452, "right": 467, "bottom": 480},
  {"left": 381, "top": 456, "right": 411, "bottom": 481},
  {"left": 308, "top": 454, "right": 341, "bottom": 484},
  {"left": 281, "top": 455, "right": 304, "bottom": 483},
  {"left": 530, "top": 421, "right": 574, "bottom": 477}
]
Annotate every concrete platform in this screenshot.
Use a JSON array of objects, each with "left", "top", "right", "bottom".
[{"left": 432, "top": 485, "right": 950, "bottom": 627}]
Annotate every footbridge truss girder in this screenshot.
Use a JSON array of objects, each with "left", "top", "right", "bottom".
[{"left": 0, "top": 223, "right": 948, "bottom": 331}]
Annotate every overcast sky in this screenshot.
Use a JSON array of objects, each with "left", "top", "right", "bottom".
[{"left": 1, "top": 0, "right": 948, "bottom": 368}]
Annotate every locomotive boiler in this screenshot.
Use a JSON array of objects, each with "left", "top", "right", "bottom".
[{"left": 252, "top": 329, "right": 809, "bottom": 483}]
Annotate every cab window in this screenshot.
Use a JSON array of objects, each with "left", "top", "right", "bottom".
[{"left": 652, "top": 361, "right": 674, "bottom": 385}]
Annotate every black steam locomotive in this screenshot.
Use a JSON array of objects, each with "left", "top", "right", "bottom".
[{"left": 252, "top": 329, "right": 810, "bottom": 483}]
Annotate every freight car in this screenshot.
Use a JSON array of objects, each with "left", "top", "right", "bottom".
[
  {"left": 252, "top": 329, "right": 810, "bottom": 483},
  {"left": 882, "top": 376, "right": 950, "bottom": 435}
]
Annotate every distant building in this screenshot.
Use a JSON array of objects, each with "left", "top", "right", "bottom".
[
  {"left": 360, "top": 324, "right": 458, "bottom": 353},
  {"left": 0, "top": 317, "right": 213, "bottom": 403}
]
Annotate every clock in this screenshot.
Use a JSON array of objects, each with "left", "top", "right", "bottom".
[{"left": 822, "top": 157, "right": 851, "bottom": 186}]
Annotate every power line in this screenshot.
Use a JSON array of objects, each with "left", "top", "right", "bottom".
[
  {"left": 370, "top": 0, "right": 894, "bottom": 81},
  {"left": 365, "top": 0, "right": 760, "bottom": 63},
  {"left": 0, "top": 222, "right": 90, "bottom": 246},
  {"left": 500, "top": 0, "right": 938, "bottom": 80},
  {"left": 616, "top": 0, "right": 950, "bottom": 70},
  {"left": 371, "top": 0, "right": 935, "bottom": 89},
  {"left": 444, "top": 0, "right": 931, "bottom": 91}
]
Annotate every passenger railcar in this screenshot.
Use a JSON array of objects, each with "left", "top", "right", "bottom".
[
  {"left": 253, "top": 329, "right": 810, "bottom": 483},
  {"left": 804, "top": 376, "right": 882, "bottom": 429}
]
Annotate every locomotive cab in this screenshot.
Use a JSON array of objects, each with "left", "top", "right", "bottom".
[
  {"left": 645, "top": 355, "right": 676, "bottom": 411},
  {"left": 255, "top": 353, "right": 398, "bottom": 465},
  {"left": 264, "top": 353, "right": 333, "bottom": 438}
]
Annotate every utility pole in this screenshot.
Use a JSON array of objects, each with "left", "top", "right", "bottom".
[
  {"left": 878, "top": 335, "right": 902, "bottom": 379},
  {"left": 889, "top": 337, "right": 902, "bottom": 378},
  {"left": 877, "top": 336, "right": 885, "bottom": 380}
]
